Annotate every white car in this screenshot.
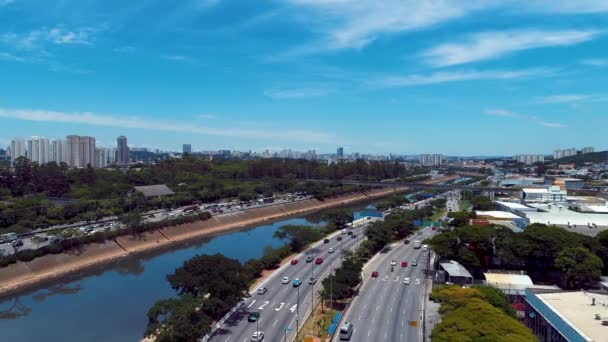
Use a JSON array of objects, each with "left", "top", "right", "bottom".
[
  {"left": 404, "top": 277, "right": 411, "bottom": 285},
  {"left": 390, "top": 260, "right": 397, "bottom": 266},
  {"left": 341, "top": 229, "right": 347, "bottom": 234},
  {"left": 251, "top": 331, "right": 264, "bottom": 342},
  {"left": 328, "top": 247, "right": 334, "bottom": 253},
  {"left": 282, "top": 276, "right": 290, "bottom": 284}
]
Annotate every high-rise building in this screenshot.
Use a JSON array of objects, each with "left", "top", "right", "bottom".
[
  {"left": 27, "top": 136, "right": 51, "bottom": 164},
  {"left": 10, "top": 139, "right": 27, "bottom": 165},
  {"left": 0, "top": 148, "right": 6, "bottom": 161},
  {"left": 553, "top": 148, "right": 577, "bottom": 160},
  {"left": 419, "top": 154, "right": 444, "bottom": 166},
  {"left": 582, "top": 146, "right": 595, "bottom": 154},
  {"left": 183, "top": 144, "right": 192, "bottom": 154},
  {"left": 67, "top": 135, "right": 96, "bottom": 168},
  {"left": 94, "top": 148, "right": 110, "bottom": 168},
  {"left": 337, "top": 147, "right": 344, "bottom": 159},
  {"left": 116, "top": 136, "right": 130, "bottom": 166},
  {"left": 516, "top": 154, "right": 545, "bottom": 165},
  {"left": 50, "top": 139, "right": 67, "bottom": 164}
]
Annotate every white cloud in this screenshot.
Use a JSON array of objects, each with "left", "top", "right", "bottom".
[
  {"left": 535, "top": 93, "right": 608, "bottom": 104},
  {"left": 264, "top": 87, "right": 333, "bottom": 99},
  {"left": 161, "top": 55, "right": 194, "bottom": 62},
  {"left": 581, "top": 58, "right": 608, "bottom": 67},
  {"left": 380, "top": 68, "right": 553, "bottom": 87},
  {"left": 113, "top": 46, "right": 136, "bottom": 53},
  {"left": 1, "top": 26, "right": 96, "bottom": 50},
  {"left": 485, "top": 109, "right": 520, "bottom": 118},
  {"left": 485, "top": 108, "right": 567, "bottom": 128},
  {"left": 537, "top": 121, "right": 567, "bottom": 128},
  {"left": 276, "top": 0, "right": 608, "bottom": 56},
  {"left": 0, "top": 51, "right": 25, "bottom": 62},
  {"left": 280, "top": 0, "right": 492, "bottom": 54},
  {"left": 197, "top": 114, "right": 217, "bottom": 120},
  {"left": 0, "top": 107, "right": 336, "bottom": 143},
  {"left": 422, "top": 29, "right": 601, "bottom": 67}
]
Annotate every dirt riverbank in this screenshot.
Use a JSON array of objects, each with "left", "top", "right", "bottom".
[{"left": 0, "top": 187, "right": 406, "bottom": 298}]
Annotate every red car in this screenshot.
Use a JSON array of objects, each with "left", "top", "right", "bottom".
[
  {"left": 315, "top": 257, "right": 324, "bottom": 265},
  {"left": 371, "top": 271, "right": 379, "bottom": 278},
  {"left": 401, "top": 261, "right": 408, "bottom": 267},
  {"left": 291, "top": 259, "right": 298, "bottom": 265}
]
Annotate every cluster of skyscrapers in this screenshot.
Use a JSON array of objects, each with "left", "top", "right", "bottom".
[
  {"left": 419, "top": 154, "right": 444, "bottom": 166},
  {"left": 8, "top": 135, "right": 130, "bottom": 168},
  {"left": 554, "top": 147, "right": 594, "bottom": 160},
  {"left": 516, "top": 154, "right": 545, "bottom": 165}
]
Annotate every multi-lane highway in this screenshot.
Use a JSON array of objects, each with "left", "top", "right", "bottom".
[
  {"left": 333, "top": 227, "right": 434, "bottom": 342},
  {"left": 209, "top": 225, "right": 367, "bottom": 342}
]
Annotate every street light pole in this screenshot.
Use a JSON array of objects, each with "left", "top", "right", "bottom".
[{"left": 296, "top": 285, "right": 300, "bottom": 342}]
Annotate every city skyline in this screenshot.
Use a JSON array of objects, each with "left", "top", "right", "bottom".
[{"left": 1, "top": 1, "right": 608, "bottom": 154}]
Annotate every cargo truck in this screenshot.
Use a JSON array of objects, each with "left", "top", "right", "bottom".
[{"left": 413, "top": 240, "right": 421, "bottom": 249}]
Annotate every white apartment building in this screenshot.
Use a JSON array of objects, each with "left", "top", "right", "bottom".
[{"left": 419, "top": 154, "right": 444, "bottom": 166}]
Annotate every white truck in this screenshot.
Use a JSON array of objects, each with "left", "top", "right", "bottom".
[{"left": 413, "top": 240, "right": 421, "bottom": 249}]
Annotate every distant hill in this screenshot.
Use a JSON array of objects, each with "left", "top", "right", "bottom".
[{"left": 551, "top": 151, "right": 608, "bottom": 165}]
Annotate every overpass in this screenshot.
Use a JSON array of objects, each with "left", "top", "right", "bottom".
[{"left": 301, "top": 179, "right": 522, "bottom": 194}]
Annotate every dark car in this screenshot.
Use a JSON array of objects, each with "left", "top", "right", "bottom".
[
  {"left": 305, "top": 256, "right": 314, "bottom": 263},
  {"left": 404, "top": 239, "right": 410, "bottom": 244},
  {"left": 347, "top": 231, "right": 353, "bottom": 236},
  {"left": 324, "top": 239, "right": 330, "bottom": 243},
  {"left": 351, "top": 234, "right": 357, "bottom": 238},
  {"left": 248, "top": 312, "right": 260, "bottom": 322},
  {"left": 337, "top": 236, "right": 342, "bottom": 241}
]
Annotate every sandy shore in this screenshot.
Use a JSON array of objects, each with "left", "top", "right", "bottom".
[{"left": 0, "top": 187, "right": 406, "bottom": 298}]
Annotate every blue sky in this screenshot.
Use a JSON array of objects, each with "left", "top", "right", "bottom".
[{"left": 1, "top": 0, "right": 607, "bottom": 155}]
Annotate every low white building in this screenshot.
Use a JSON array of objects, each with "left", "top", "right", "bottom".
[{"left": 521, "top": 186, "right": 567, "bottom": 203}]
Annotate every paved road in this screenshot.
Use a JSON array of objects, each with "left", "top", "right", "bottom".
[
  {"left": 209, "top": 226, "right": 367, "bottom": 342},
  {"left": 333, "top": 227, "right": 435, "bottom": 342}
]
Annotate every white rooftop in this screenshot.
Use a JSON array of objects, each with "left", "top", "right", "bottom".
[
  {"left": 484, "top": 272, "right": 533, "bottom": 287},
  {"left": 536, "top": 291, "right": 608, "bottom": 342},
  {"left": 524, "top": 204, "right": 608, "bottom": 227},
  {"left": 476, "top": 211, "right": 523, "bottom": 219},
  {"left": 439, "top": 260, "right": 473, "bottom": 278},
  {"left": 496, "top": 201, "right": 537, "bottom": 211}
]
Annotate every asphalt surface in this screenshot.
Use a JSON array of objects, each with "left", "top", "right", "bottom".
[
  {"left": 209, "top": 226, "right": 367, "bottom": 342},
  {"left": 333, "top": 227, "right": 435, "bottom": 342}
]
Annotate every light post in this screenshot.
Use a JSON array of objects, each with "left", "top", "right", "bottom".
[
  {"left": 330, "top": 259, "right": 334, "bottom": 312},
  {"left": 296, "top": 285, "right": 300, "bottom": 341},
  {"left": 311, "top": 259, "right": 315, "bottom": 320}
]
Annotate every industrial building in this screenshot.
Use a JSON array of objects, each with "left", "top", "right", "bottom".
[
  {"left": 525, "top": 289, "right": 608, "bottom": 342},
  {"left": 521, "top": 186, "right": 567, "bottom": 203}
]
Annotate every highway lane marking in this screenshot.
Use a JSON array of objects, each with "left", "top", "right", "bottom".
[
  {"left": 247, "top": 300, "right": 256, "bottom": 308},
  {"left": 368, "top": 330, "right": 371, "bottom": 337},
  {"left": 258, "top": 301, "right": 269, "bottom": 310},
  {"left": 275, "top": 303, "right": 284, "bottom": 311},
  {"left": 290, "top": 304, "right": 297, "bottom": 313},
  {"left": 273, "top": 319, "right": 278, "bottom": 327},
  {"left": 224, "top": 336, "right": 231, "bottom": 342}
]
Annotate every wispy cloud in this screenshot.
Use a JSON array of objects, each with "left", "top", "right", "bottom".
[
  {"left": 0, "top": 51, "right": 26, "bottom": 62},
  {"left": 113, "top": 46, "right": 136, "bottom": 53},
  {"left": 422, "top": 29, "right": 601, "bottom": 67},
  {"left": 279, "top": 0, "right": 490, "bottom": 55},
  {"left": 485, "top": 108, "right": 567, "bottom": 128},
  {"left": 161, "top": 54, "right": 195, "bottom": 63},
  {"left": 380, "top": 68, "right": 553, "bottom": 87},
  {"left": 0, "top": 107, "right": 336, "bottom": 143},
  {"left": 0, "top": 0, "right": 15, "bottom": 7},
  {"left": 535, "top": 93, "right": 608, "bottom": 104},
  {"left": 1, "top": 26, "right": 97, "bottom": 50},
  {"left": 581, "top": 58, "right": 608, "bottom": 67},
  {"left": 264, "top": 86, "right": 333, "bottom": 99},
  {"left": 485, "top": 109, "right": 521, "bottom": 118},
  {"left": 197, "top": 114, "right": 217, "bottom": 120}
]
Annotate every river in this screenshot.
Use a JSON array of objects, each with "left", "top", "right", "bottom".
[{"left": 0, "top": 205, "right": 378, "bottom": 342}]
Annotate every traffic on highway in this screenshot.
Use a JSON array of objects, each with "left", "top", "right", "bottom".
[{"left": 209, "top": 225, "right": 366, "bottom": 342}]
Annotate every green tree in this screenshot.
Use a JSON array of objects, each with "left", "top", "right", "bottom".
[
  {"left": 146, "top": 294, "right": 212, "bottom": 342},
  {"left": 555, "top": 247, "right": 603, "bottom": 289}
]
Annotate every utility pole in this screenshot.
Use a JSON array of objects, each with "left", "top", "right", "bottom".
[{"left": 296, "top": 285, "right": 300, "bottom": 342}]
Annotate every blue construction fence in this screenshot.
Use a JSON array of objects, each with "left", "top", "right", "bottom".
[{"left": 327, "top": 312, "right": 343, "bottom": 335}]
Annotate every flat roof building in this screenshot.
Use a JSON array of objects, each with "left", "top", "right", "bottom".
[
  {"left": 525, "top": 289, "right": 608, "bottom": 342},
  {"left": 521, "top": 186, "right": 567, "bottom": 203}
]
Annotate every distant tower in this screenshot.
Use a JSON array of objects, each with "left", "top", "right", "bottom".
[
  {"left": 183, "top": 144, "right": 192, "bottom": 154},
  {"left": 117, "top": 136, "right": 130, "bottom": 166},
  {"left": 337, "top": 147, "right": 344, "bottom": 159}
]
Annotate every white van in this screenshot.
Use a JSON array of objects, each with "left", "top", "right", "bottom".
[{"left": 339, "top": 321, "right": 353, "bottom": 340}]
